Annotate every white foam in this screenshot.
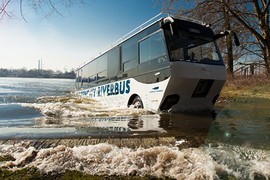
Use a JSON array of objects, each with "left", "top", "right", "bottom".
[
  {"left": 205, "top": 144, "right": 270, "bottom": 179},
  {"left": 175, "top": 139, "right": 186, "bottom": 146},
  {"left": 20, "top": 96, "right": 158, "bottom": 131},
  {"left": 1, "top": 142, "right": 270, "bottom": 179},
  {"left": 21, "top": 96, "right": 149, "bottom": 120}
]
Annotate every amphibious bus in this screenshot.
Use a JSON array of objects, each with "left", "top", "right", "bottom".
[{"left": 75, "top": 14, "right": 237, "bottom": 112}]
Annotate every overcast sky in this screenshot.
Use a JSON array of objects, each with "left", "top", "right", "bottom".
[{"left": 0, "top": 0, "right": 162, "bottom": 71}]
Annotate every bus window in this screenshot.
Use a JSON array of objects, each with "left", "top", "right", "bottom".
[
  {"left": 96, "top": 54, "right": 108, "bottom": 74},
  {"left": 122, "top": 38, "right": 137, "bottom": 71},
  {"left": 139, "top": 31, "right": 167, "bottom": 63},
  {"left": 108, "top": 47, "right": 120, "bottom": 79},
  {"left": 96, "top": 54, "right": 108, "bottom": 83},
  {"left": 171, "top": 48, "right": 184, "bottom": 61},
  {"left": 167, "top": 30, "right": 223, "bottom": 64},
  {"left": 88, "top": 60, "right": 97, "bottom": 78}
]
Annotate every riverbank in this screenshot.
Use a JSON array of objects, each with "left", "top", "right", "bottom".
[{"left": 218, "top": 75, "right": 270, "bottom": 103}]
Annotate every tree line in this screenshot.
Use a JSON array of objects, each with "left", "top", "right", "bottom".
[
  {"left": 161, "top": 0, "right": 270, "bottom": 77},
  {"left": 0, "top": 68, "right": 76, "bottom": 79}
]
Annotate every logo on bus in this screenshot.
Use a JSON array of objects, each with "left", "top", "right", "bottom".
[
  {"left": 79, "top": 80, "right": 131, "bottom": 98},
  {"left": 150, "top": 86, "right": 163, "bottom": 93}
]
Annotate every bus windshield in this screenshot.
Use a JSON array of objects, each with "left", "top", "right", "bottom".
[{"left": 169, "top": 32, "right": 223, "bottom": 65}]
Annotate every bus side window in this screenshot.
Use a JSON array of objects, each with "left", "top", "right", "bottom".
[
  {"left": 108, "top": 47, "right": 120, "bottom": 79},
  {"left": 122, "top": 38, "right": 137, "bottom": 71},
  {"left": 80, "top": 66, "right": 91, "bottom": 88},
  {"left": 95, "top": 53, "right": 108, "bottom": 84},
  {"left": 139, "top": 31, "right": 166, "bottom": 63}
]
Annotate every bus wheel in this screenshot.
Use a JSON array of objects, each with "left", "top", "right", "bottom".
[{"left": 131, "top": 96, "right": 143, "bottom": 109}]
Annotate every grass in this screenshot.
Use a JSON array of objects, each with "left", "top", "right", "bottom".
[
  {"left": 0, "top": 155, "right": 15, "bottom": 162},
  {"left": 0, "top": 168, "right": 42, "bottom": 180},
  {"left": 219, "top": 75, "right": 270, "bottom": 101},
  {"left": 0, "top": 168, "right": 176, "bottom": 180}
]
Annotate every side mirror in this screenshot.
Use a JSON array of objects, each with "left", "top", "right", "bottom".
[
  {"left": 214, "top": 30, "right": 229, "bottom": 40},
  {"left": 214, "top": 30, "right": 240, "bottom": 46},
  {"left": 161, "top": 16, "right": 178, "bottom": 37}
]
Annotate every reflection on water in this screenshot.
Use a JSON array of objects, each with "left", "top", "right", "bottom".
[
  {"left": 74, "top": 115, "right": 164, "bottom": 133},
  {"left": 45, "top": 113, "right": 214, "bottom": 139},
  {"left": 0, "top": 100, "right": 270, "bottom": 178},
  {"left": 2, "top": 99, "right": 270, "bottom": 151},
  {"left": 17, "top": 95, "right": 216, "bottom": 147},
  {"left": 0, "top": 110, "right": 215, "bottom": 148},
  {"left": 1, "top": 78, "right": 268, "bottom": 149},
  {"left": 208, "top": 97, "right": 270, "bottom": 150}
]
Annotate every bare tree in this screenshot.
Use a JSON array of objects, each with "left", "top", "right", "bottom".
[
  {"left": 160, "top": 0, "right": 248, "bottom": 77},
  {"left": 0, "top": 0, "right": 12, "bottom": 21},
  {"left": 221, "top": 0, "right": 270, "bottom": 75},
  {"left": 0, "top": 0, "right": 86, "bottom": 22},
  {"left": 161, "top": 0, "right": 270, "bottom": 75}
]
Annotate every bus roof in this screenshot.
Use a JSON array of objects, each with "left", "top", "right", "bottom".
[{"left": 77, "top": 13, "right": 210, "bottom": 70}]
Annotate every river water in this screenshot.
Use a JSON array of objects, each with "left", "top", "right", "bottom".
[{"left": 0, "top": 77, "right": 269, "bottom": 179}]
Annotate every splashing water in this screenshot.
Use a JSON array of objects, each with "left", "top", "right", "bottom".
[
  {"left": 0, "top": 141, "right": 269, "bottom": 179},
  {"left": 21, "top": 96, "right": 150, "bottom": 119}
]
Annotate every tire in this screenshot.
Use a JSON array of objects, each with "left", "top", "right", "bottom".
[{"left": 131, "top": 96, "right": 143, "bottom": 109}]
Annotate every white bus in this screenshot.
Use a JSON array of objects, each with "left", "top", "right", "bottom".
[{"left": 75, "top": 14, "right": 238, "bottom": 112}]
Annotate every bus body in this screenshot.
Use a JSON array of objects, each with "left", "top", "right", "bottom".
[{"left": 75, "top": 15, "right": 227, "bottom": 112}]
